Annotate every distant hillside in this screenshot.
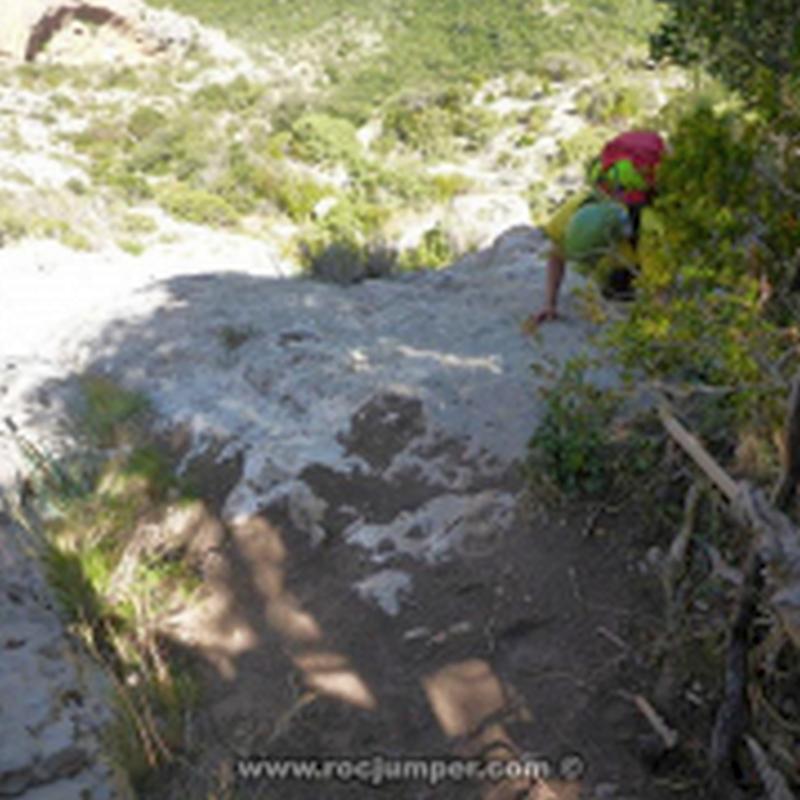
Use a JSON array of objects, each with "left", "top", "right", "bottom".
[{"left": 147, "top": 0, "right": 665, "bottom": 120}]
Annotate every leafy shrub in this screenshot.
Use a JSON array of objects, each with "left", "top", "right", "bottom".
[
  {"left": 301, "top": 236, "right": 397, "bottom": 284},
  {"left": 91, "top": 160, "right": 153, "bottom": 201},
  {"left": 383, "top": 88, "right": 497, "bottom": 157},
  {"left": 290, "top": 112, "right": 363, "bottom": 166},
  {"left": 127, "top": 106, "right": 167, "bottom": 142},
  {"left": 127, "top": 119, "right": 209, "bottom": 180},
  {"left": 121, "top": 213, "right": 158, "bottom": 236},
  {"left": 398, "top": 224, "right": 454, "bottom": 270},
  {"left": 0, "top": 206, "right": 32, "bottom": 242},
  {"left": 527, "top": 358, "right": 619, "bottom": 496},
  {"left": 552, "top": 126, "right": 610, "bottom": 170},
  {"left": 79, "top": 374, "right": 150, "bottom": 447},
  {"left": 575, "top": 82, "right": 649, "bottom": 125},
  {"left": 118, "top": 239, "right": 145, "bottom": 256},
  {"left": 158, "top": 185, "right": 239, "bottom": 227},
  {"left": 430, "top": 172, "right": 473, "bottom": 202},
  {"left": 192, "top": 75, "right": 264, "bottom": 112},
  {"left": 279, "top": 174, "right": 331, "bottom": 221},
  {"left": 606, "top": 101, "right": 796, "bottom": 453}
]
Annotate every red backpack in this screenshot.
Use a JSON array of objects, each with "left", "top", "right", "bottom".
[{"left": 589, "top": 130, "right": 666, "bottom": 207}]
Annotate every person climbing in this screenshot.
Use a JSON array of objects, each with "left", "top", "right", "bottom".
[{"left": 528, "top": 130, "right": 666, "bottom": 327}]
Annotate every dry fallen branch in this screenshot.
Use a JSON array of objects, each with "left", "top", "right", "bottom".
[
  {"left": 662, "top": 482, "right": 702, "bottom": 600},
  {"left": 630, "top": 693, "right": 679, "bottom": 751},
  {"left": 657, "top": 392, "right": 800, "bottom": 794},
  {"left": 745, "top": 736, "right": 795, "bottom": 800},
  {"left": 657, "top": 400, "right": 800, "bottom": 648},
  {"left": 772, "top": 369, "right": 800, "bottom": 511},
  {"left": 709, "top": 545, "right": 761, "bottom": 789}
]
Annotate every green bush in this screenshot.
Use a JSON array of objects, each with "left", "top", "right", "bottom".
[
  {"left": 290, "top": 112, "right": 363, "bottom": 166},
  {"left": 0, "top": 206, "right": 32, "bottom": 242},
  {"left": 574, "top": 82, "right": 649, "bottom": 125},
  {"left": 553, "top": 126, "right": 610, "bottom": 170},
  {"left": 527, "top": 358, "right": 619, "bottom": 496},
  {"left": 398, "top": 224, "right": 454, "bottom": 270},
  {"left": 127, "top": 119, "right": 209, "bottom": 180},
  {"left": 121, "top": 213, "right": 158, "bottom": 236},
  {"left": 191, "top": 75, "right": 264, "bottom": 112},
  {"left": 383, "top": 88, "right": 497, "bottom": 157},
  {"left": 158, "top": 185, "right": 239, "bottom": 227},
  {"left": 127, "top": 106, "right": 167, "bottom": 142},
  {"left": 605, "top": 101, "right": 796, "bottom": 455}
]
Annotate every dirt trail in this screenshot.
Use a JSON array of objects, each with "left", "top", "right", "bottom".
[{"left": 153, "top": 487, "right": 668, "bottom": 800}]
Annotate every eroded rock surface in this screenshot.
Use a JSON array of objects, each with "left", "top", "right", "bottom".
[
  {"left": 0, "top": 520, "right": 129, "bottom": 799},
  {"left": 0, "top": 0, "right": 214, "bottom": 64},
  {"left": 0, "top": 225, "right": 614, "bottom": 612}
]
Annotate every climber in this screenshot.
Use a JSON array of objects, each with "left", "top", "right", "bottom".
[{"left": 528, "top": 130, "right": 666, "bottom": 327}]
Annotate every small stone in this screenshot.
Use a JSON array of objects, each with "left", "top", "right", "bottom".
[{"left": 645, "top": 546, "right": 663, "bottom": 567}]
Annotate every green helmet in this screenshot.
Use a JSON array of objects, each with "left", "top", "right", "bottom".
[{"left": 564, "top": 200, "right": 630, "bottom": 263}]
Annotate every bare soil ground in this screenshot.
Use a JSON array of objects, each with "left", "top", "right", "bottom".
[{"left": 148, "top": 464, "right": 687, "bottom": 800}]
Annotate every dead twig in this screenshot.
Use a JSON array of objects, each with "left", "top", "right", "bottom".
[
  {"left": 656, "top": 391, "right": 800, "bottom": 795},
  {"left": 709, "top": 545, "right": 761, "bottom": 791},
  {"left": 619, "top": 691, "right": 679, "bottom": 750},
  {"left": 771, "top": 368, "right": 800, "bottom": 511},
  {"left": 745, "top": 736, "right": 796, "bottom": 800}
]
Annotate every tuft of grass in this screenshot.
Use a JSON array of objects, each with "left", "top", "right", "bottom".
[
  {"left": 118, "top": 239, "right": 145, "bottom": 256},
  {"left": 9, "top": 375, "right": 203, "bottom": 793},
  {"left": 121, "top": 213, "right": 158, "bottom": 236},
  {"left": 79, "top": 374, "right": 151, "bottom": 448}
]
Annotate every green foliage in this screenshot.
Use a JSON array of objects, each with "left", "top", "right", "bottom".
[
  {"left": 527, "top": 358, "right": 619, "bottom": 496},
  {"left": 651, "top": 0, "right": 800, "bottom": 113},
  {"left": 11, "top": 376, "right": 201, "bottom": 791},
  {"left": 383, "top": 88, "right": 498, "bottom": 157},
  {"left": 0, "top": 200, "right": 92, "bottom": 250},
  {"left": 606, "top": 101, "right": 796, "bottom": 462},
  {"left": 398, "top": 224, "right": 454, "bottom": 271},
  {"left": 127, "top": 106, "right": 167, "bottom": 142},
  {"left": 553, "top": 126, "right": 610, "bottom": 169},
  {"left": 0, "top": 205, "right": 32, "bottom": 242},
  {"left": 118, "top": 239, "right": 145, "bottom": 256},
  {"left": 429, "top": 172, "right": 474, "bottom": 203},
  {"left": 121, "top": 213, "right": 158, "bottom": 236},
  {"left": 157, "top": 184, "right": 239, "bottom": 227},
  {"left": 80, "top": 374, "right": 151, "bottom": 447},
  {"left": 148, "top": 0, "right": 662, "bottom": 119},
  {"left": 272, "top": 172, "right": 332, "bottom": 222},
  {"left": 191, "top": 75, "right": 264, "bottom": 112},
  {"left": 127, "top": 118, "right": 209, "bottom": 180},
  {"left": 574, "top": 81, "right": 650, "bottom": 125},
  {"left": 289, "top": 112, "right": 363, "bottom": 166}
]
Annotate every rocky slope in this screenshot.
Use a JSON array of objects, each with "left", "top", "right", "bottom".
[{"left": 0, "top": 4, "right": 665, "bottom": 798}]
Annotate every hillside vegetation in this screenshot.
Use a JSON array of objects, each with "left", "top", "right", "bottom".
[
  {"left": 148, "top": 0, "right": 664, "bottom": 117},
  {"left": 0, "top": 0, "right": 680, "bottom": 277}
]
